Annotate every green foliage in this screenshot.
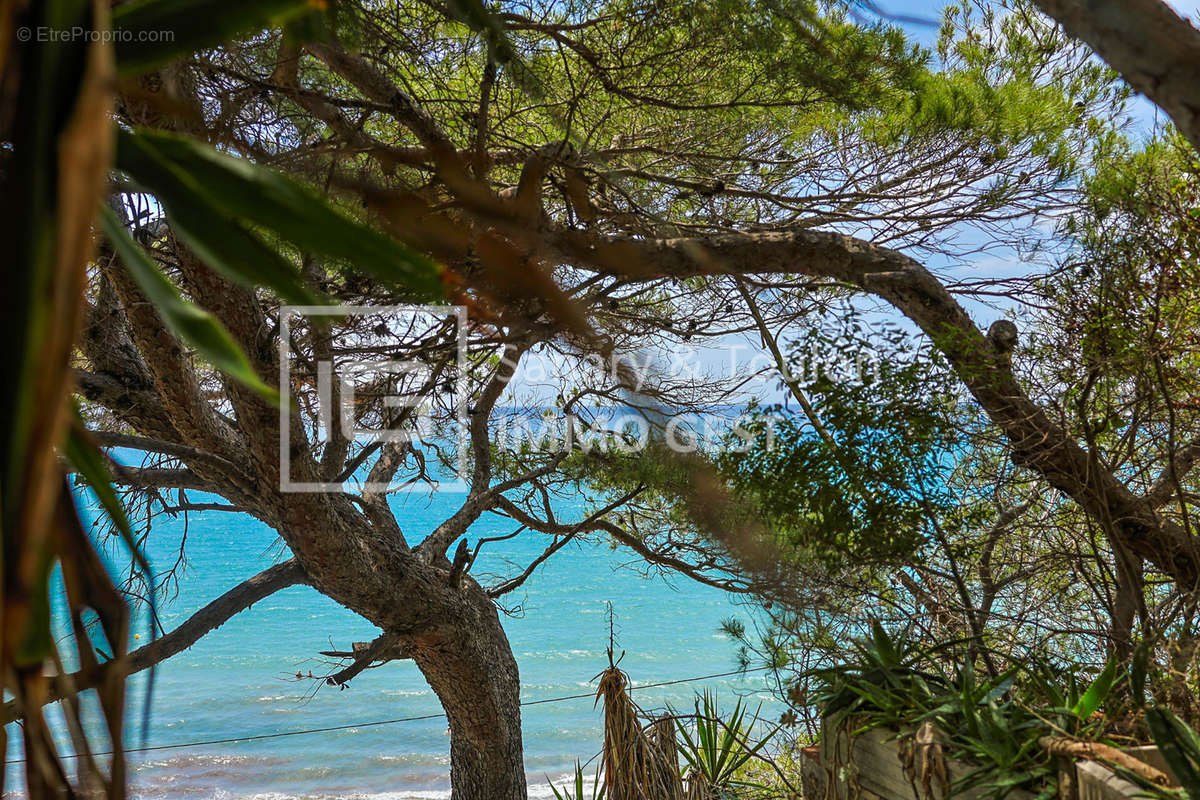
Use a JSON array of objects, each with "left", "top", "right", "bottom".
[
  {"left": 373, "top": 0, "right": 1124, "bottom": 251},
  {"left": 816, "top": 619, "right": 950, "bottom": 729},
  {"left": 115, "top": 133, "right": 317, "bottom": 306},
  {"left": 1070, "top": 656, "right": 1118, "bottom": 720},
  {"left": 925, "top": 666, "right": 1043, "bottom": 800},
  {"left": 115, "top": 128, "right": 445, "bottom": 304},
  {"left": 516, "top": 0, "right": 926, "bottom": 117},
  {"left": 1072, "top": 134, "right": 1200, "bottom": 378},
  {"left": 894, "top": 1, "right": 1126, "bottom": 164},
  {"left": 1032, "top": 129, "right": 1200, "bottom": 507},
  {"left": 548, "top": 761, "right": 607, "bottom": 800},
  {"left": 817, "top": 625, "right": 1124, "bottom": 800},
  {"left": 1146, "top": 707, "right": 1200, "bottom": 799},
  {"left": 716, "top": 315, "right": 963, "bottom": 568},
  {"left": 675, "top": 690, "right": 778, "bottom": 796}
]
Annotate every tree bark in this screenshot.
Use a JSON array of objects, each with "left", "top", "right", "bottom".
[
  {"left": 1031, "top": 0, "right": 1200, "bottom": 154},
  {"left": 407, "top": 577, "right": 527, "bottom": 800},
  {"left": 1110, "top": 548, "right": 1145, "bottom": 661}
]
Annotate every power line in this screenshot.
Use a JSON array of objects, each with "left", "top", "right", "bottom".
[{"left": 4, "top": 665, "right": 771, "bottom": 764}]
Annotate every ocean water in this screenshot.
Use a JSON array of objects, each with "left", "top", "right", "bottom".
[{"left": 4, "top": 488, "right": 780, "bottom": 798}]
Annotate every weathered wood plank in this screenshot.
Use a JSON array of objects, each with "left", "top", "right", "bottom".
[{"left": 820, "top": 718, "right": 1036, "bottom": 800}]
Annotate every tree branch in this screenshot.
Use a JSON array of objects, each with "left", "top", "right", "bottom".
[
  {"left": 492, "top": 494, "right": 758, "bottom": 595},
  {"left": 319, "top": 633, "right": 408, "bottom": 687},
  {"left": 1032, "top": 0, "right": 1200, "bottom": 153},
  {"left": 541, "top": 225, "right": 1200, "bottom": 585},
  {"left": 103, "top": 467, "right": 212, "bottom": 491},
  {"left": 418, "top": 344, "right": 527, "bottom": 558},
  {"left": 90, "top": 431, "right": 239, "bottom": 474},
  {"left": 303, "top": 42, "right": 461, "bottom": 163},
  {"left": 487, "top": 531, "right": 578, "bottom": 598},
  {"left": 1146, "top": 437, "right": 1200, "bottom": 508},
  {"left": 100, "top": 244, "right": 241, "bottom": 461},
  {"left": 2, "top": 560, "right": 308, "bottom": 723}
]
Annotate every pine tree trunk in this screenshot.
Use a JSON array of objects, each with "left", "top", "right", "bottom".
[
  {"left": 409, "top": 579, "right": 527, "bottom": 800},
  {"left": 272, "top": 497, "right": 529, "bottom": 799}
]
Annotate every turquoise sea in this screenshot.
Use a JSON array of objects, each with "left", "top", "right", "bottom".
[{"left": 4, "top": 487, "right": 781, "bottom": 798}]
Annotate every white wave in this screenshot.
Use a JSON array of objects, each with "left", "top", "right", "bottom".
[{"left": 107, "top": 777, "right": 592, "bottom": 800}]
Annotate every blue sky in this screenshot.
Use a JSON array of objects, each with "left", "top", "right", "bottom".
[{"left": 870, "top": 0, "right": 1200, "bottom": 43}]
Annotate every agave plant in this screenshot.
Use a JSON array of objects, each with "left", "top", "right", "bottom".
[
  {"left": 549, "top": 761, "right": 607, "bottom": 800},
  {"left": 675, "top": 690, "right": 778, "bottom": 797},
  {"left": 814, "top": 619, "right": 951, "bottom": 734},
  {"left": 814, "top": 622, "right": 1128, "bottom": 800}
]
